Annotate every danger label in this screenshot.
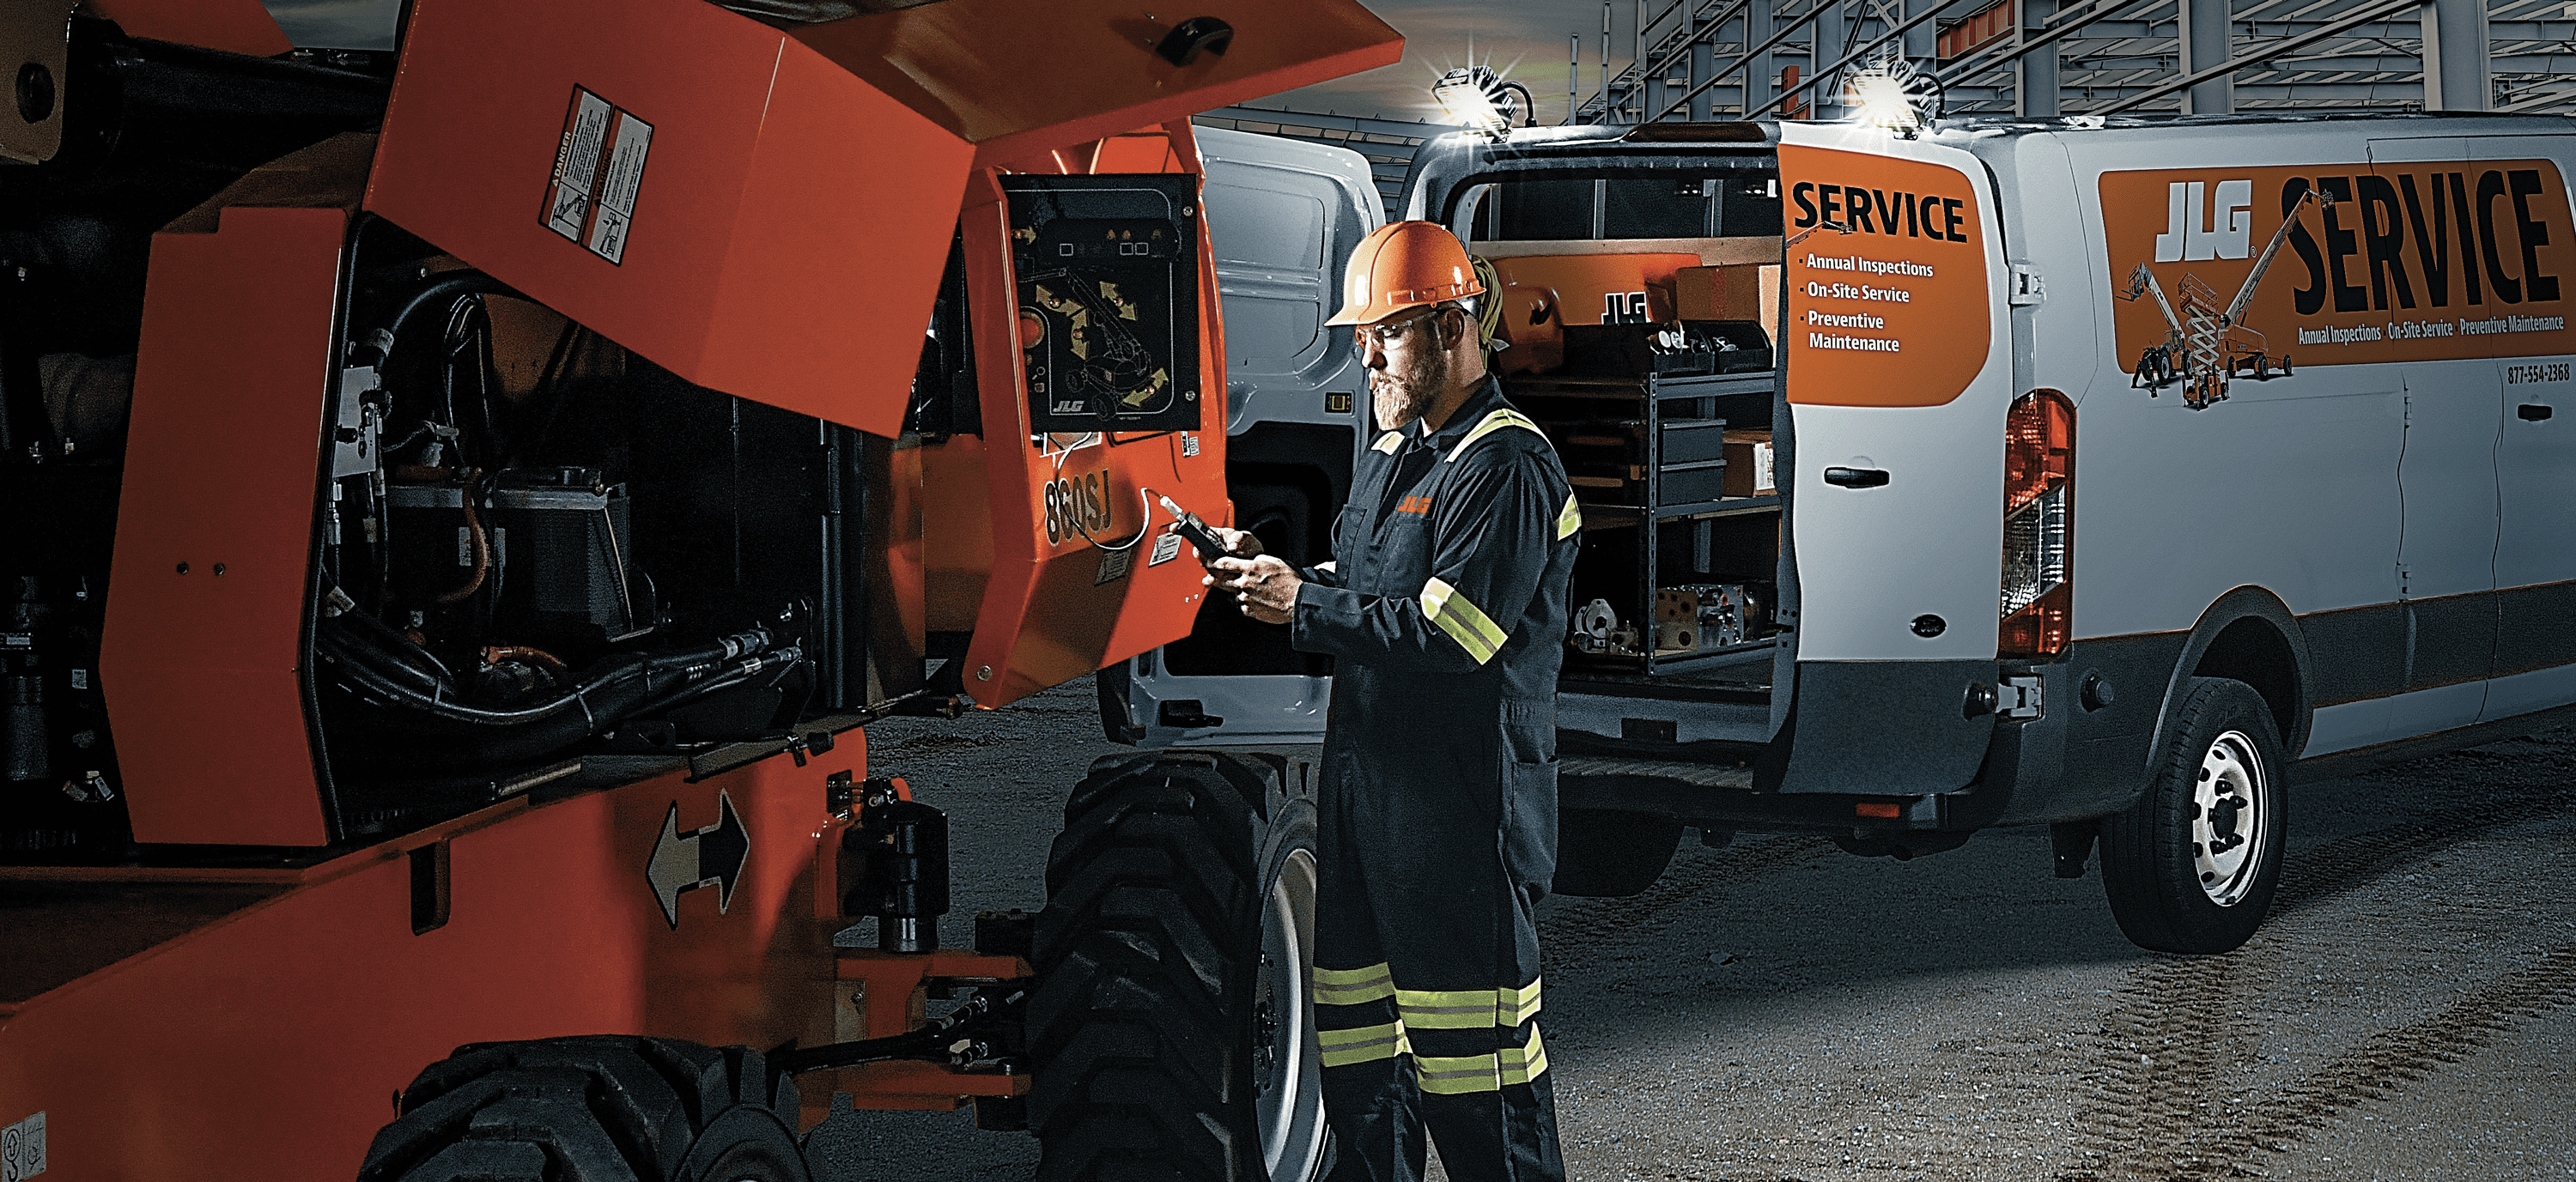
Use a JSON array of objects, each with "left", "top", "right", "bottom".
[{"left": 542, "top": 87, "right": 653, "bottom": 265}]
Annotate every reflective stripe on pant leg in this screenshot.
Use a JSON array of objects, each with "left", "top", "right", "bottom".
[
  {"left": 1394, "top": 977, "right": 1542, "bottom": 1029},
  {"left": 1320, "top": 1020, "right": 1413, "bottom": 1068},
  {"left": 1315, "top": 961, "right": 1397, "bottom": 1006},
  {"left": 1413, "top": 1023, "right": 1549, "bottom": 1096}
]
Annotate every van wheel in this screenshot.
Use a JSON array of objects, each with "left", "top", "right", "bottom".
[
  {"left": 1551, "top": 809, "right": 1682, "bottom": 897},
  {"left": 2099, "top": 676, "right": 2287, "bottom": 954},
  {"left": 1029, "top": 752, "right": 1327, "bottom": 1182},
  {"left": 355, "top": 1037, "right": 809, "bottom": 1182}
]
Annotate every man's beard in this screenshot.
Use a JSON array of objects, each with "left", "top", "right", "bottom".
[{"left": 1371, "top": 338, "right": 1449, "bottom": 429}]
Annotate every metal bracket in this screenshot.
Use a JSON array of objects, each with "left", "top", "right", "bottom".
[
  {"left": 2000, "top": 674, "right": 2044, "bottom": 720},
  {"left": 2008, "top": 261, "right": 2046, "bottom": 306}
]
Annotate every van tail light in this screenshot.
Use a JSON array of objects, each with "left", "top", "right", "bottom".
[{"left": 1999, "top": 390, "right": 2074, "bottom": 659}]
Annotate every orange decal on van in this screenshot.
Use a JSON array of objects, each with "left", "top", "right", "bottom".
[
  {"left": 2101, "top": 161, "right": 2576, "bottom": 403},
  {"left": 1778, "top": 145, "right": 1992, "bottom": 406}
]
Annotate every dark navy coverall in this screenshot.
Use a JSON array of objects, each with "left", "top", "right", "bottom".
[{"left": 1289, "top": 376, "right": 1581, "bottom": 1182}]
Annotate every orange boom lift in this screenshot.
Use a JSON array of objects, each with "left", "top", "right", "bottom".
[{"left": 0, "top": 1, "right": 1395, "bottom": 1178}]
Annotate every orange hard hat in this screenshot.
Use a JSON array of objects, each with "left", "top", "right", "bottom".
[{"left": 1325, "top": 221, "right": 1486, "bottom": 327}]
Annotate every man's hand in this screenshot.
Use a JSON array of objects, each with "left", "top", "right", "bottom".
[
  {"left": 1207, "top": 554, "right": 1299, "bottom": 625},
  {"left": 1182, "top": 524, "right": 1264, "bottom": 567}
]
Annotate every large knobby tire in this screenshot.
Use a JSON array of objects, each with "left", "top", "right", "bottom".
[
  {"left": 355, "top": 1036, "right": 811, "bottom": 1182},
  {"left": 2099, "top": 676, "right": 2288, "bottom": 955},
  {"left": 1029, "top": 751, "right": 1327, "bottom": 1182}
]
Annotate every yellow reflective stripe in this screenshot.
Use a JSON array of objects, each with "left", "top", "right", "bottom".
[
  {"left": 1414, "top": 1025, "right": 1551, "bottom": 1094},
  {"left": 1373, "top": 431, "right": 1405, "bottom": 454},
  {"left": 1396, "top": 993, "right": 1498, "bottom": 1030},
  {"left": 1555, "top": 493, "right": 1582, "bottom": 540},
  {"left": 1312, "top": 963, "right": 1395, "bottom": 1006},
  {"left": 1419, "top": 577, "right": 1506, "bottom": 665},
  {"left": 1504, "top": 1025, "right": 1550, "bottom": 1087},
  {"left": 1391, "top": 979, "right": 1541, "bottom": 1028},
  {"left": 1318, "top": 1021, "right": 1409, "bottom": 1068},
  {"left": 1444, "top": 409, "right": 1548, "bottom": 463}
]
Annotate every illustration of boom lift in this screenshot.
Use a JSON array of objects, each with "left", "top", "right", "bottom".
[{"left": 2120, "top": 188, "right": 2330, "bottom": 409}]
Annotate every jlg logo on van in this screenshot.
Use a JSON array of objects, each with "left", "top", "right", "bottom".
[
  {"left": 1043, "top": 470, "right": 1114, "bottom": 546},
  {"left": 2102, "top": 161, "right": 2576, "bottom": 373}
]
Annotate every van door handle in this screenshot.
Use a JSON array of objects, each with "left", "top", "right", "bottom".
[
  {"left": 1823, "top": 466, "right": 1890, "bottom": 488},
  {"left": 2519, "top": 403, "right": 2554, "bottom": 421}
]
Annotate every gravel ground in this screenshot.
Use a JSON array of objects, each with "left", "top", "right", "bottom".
[{"left": 805, "top": 679, "right": 2576, "bottom": 1182}]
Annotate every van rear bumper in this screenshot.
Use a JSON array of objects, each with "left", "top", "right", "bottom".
[{"left": 1559, "top": 640, "right": 2181, "bottom": 840}]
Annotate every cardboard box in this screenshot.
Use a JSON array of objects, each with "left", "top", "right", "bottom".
[
  {"left": 1722, "top": 429, "right": 1774, "bottom": 497},
  {"left": 1674, "top": 264, "right": 1781, "bottom": 329}
]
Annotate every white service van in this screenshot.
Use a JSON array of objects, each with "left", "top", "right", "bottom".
[{"left": 1115, "top": 112, "right": 2576, "bottom": 955}]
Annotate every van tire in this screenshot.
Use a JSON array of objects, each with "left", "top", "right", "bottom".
[
  {"left": 1029, "top": 752, "right": 1327, "bottom": 1182},
  {"left": 2099, "top": 676, "right": 2287, "bottom": 955},
  {"left": 355, "top": 1036, "right": 810, "bottom": 1182}
]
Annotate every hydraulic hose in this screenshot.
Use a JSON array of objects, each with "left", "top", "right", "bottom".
[{"left": 317, "top": 615, "right": 788, "bottom": 730}]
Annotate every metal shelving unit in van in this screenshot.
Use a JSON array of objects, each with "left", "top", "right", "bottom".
[{"left": 1511, "top": 367, "right": 1782, "bottom": 674}]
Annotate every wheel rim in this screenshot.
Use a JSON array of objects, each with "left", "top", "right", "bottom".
[
  {"left": 2191, "top": 729, "right": 2269, "bottom": 906},
  {"left": 1252, "top": 846, "right": 1327, "bottom": 1180}
]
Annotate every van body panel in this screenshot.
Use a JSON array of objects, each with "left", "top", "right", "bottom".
[
  {"left": 1114, "top": 128, "right": 1381, "bottom": 747},
  {"left": 1994, "top": 134, "right": 2099, "bottom": 405},
  {"left": 2470, "top": 135, "right": 2576, "bottom": 721},
  {"left": 1196, "top": 126, "right": 1382, "bottom": 436},
  {"left": 1777, "top": 124, "right": 2010, "bottom": 663},
  {"left": 1768, "top": 659, "right": 1998, "bottom": 794}
]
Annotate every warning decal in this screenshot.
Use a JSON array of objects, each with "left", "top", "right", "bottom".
[
  {"left": 2, "top": 1110, "right": 44, "bottom": 1182},
  {"left": 543, "top": 87, "right": 653, "bottom": 265}
]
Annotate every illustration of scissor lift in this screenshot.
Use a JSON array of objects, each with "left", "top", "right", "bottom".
[{"left": 2120, "top": 188, "right": 2329, "bottom": 409}]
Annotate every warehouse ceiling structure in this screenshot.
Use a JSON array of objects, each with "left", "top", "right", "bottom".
[{"left": 1577, "top": 0, "right": 2553, "bottom": 122}]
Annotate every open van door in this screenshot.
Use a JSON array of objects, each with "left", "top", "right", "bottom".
[{"left": 1768, "top": 122, "right": 2014, "bottom": 791}]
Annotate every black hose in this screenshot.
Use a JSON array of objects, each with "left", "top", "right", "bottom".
[{"left": 319, "top": 614, "right": 788, "bottom": 729}]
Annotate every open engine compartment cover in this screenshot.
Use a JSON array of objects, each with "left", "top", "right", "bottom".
[{"left": 364, "top": 0, "right": 1399, "bottom": 439}]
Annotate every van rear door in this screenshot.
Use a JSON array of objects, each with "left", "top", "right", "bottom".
[
  {"left": 2441, "top": 136, "right": 2576, "bottom": 723},
  {"left": 1768, "top": 123, "right": 2014, "bottom": 791}
]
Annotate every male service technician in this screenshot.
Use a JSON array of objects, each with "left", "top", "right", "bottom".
[{"left": 1194, "top": 221, "right": 1580, "bottom": 1182}]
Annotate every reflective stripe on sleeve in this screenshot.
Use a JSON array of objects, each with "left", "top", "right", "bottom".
[
  {"left": 1318, "top": 1021, "right": 1409, "bottom": 1068},
  {"left": 1419, "top": 577, "right": 1507, "bottom": 665},
  {"left": 1312, "top": 962, "right": 1395, "bottom": 1006},
  {"left": 1373, "top": 431, "right": 1406, "bottom": 454},
  {"left": 1556, "top": 493, "right": 1582, "bottom": 540},
  {"left": 1444, "top": 409, "right": 1549, "bottom": 463},
  {"left": 1413, "top": 1025, "right": 1551, "bottom": 1095}
]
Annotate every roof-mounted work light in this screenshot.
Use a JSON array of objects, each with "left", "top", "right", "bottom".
[
  {"left": 1432, "top": 65, "right": 1533, "bottom": 141},
  {"left": 1844, "top": 65, "right": 1927, "bottom": 138}
]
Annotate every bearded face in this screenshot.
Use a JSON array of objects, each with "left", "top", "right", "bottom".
[{"left": 1369, "top": 312, "right": 1452, "bottom": 430}]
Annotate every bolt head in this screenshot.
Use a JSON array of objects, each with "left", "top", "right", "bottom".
[{"left": 975, "top": 665, "right": 993, "bottom": 681}]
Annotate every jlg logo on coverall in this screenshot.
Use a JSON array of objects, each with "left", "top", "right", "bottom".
[
  {"left": 2102, "top": 161, "right": 2576, "bottom": 369},
  {"left": 1778, "top": 144, "right": 1991, "bottom": 407}
]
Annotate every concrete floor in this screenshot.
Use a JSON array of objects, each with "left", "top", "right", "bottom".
[{"left": 803, "top": 679, "right": 2576, "bottom": 1182}]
